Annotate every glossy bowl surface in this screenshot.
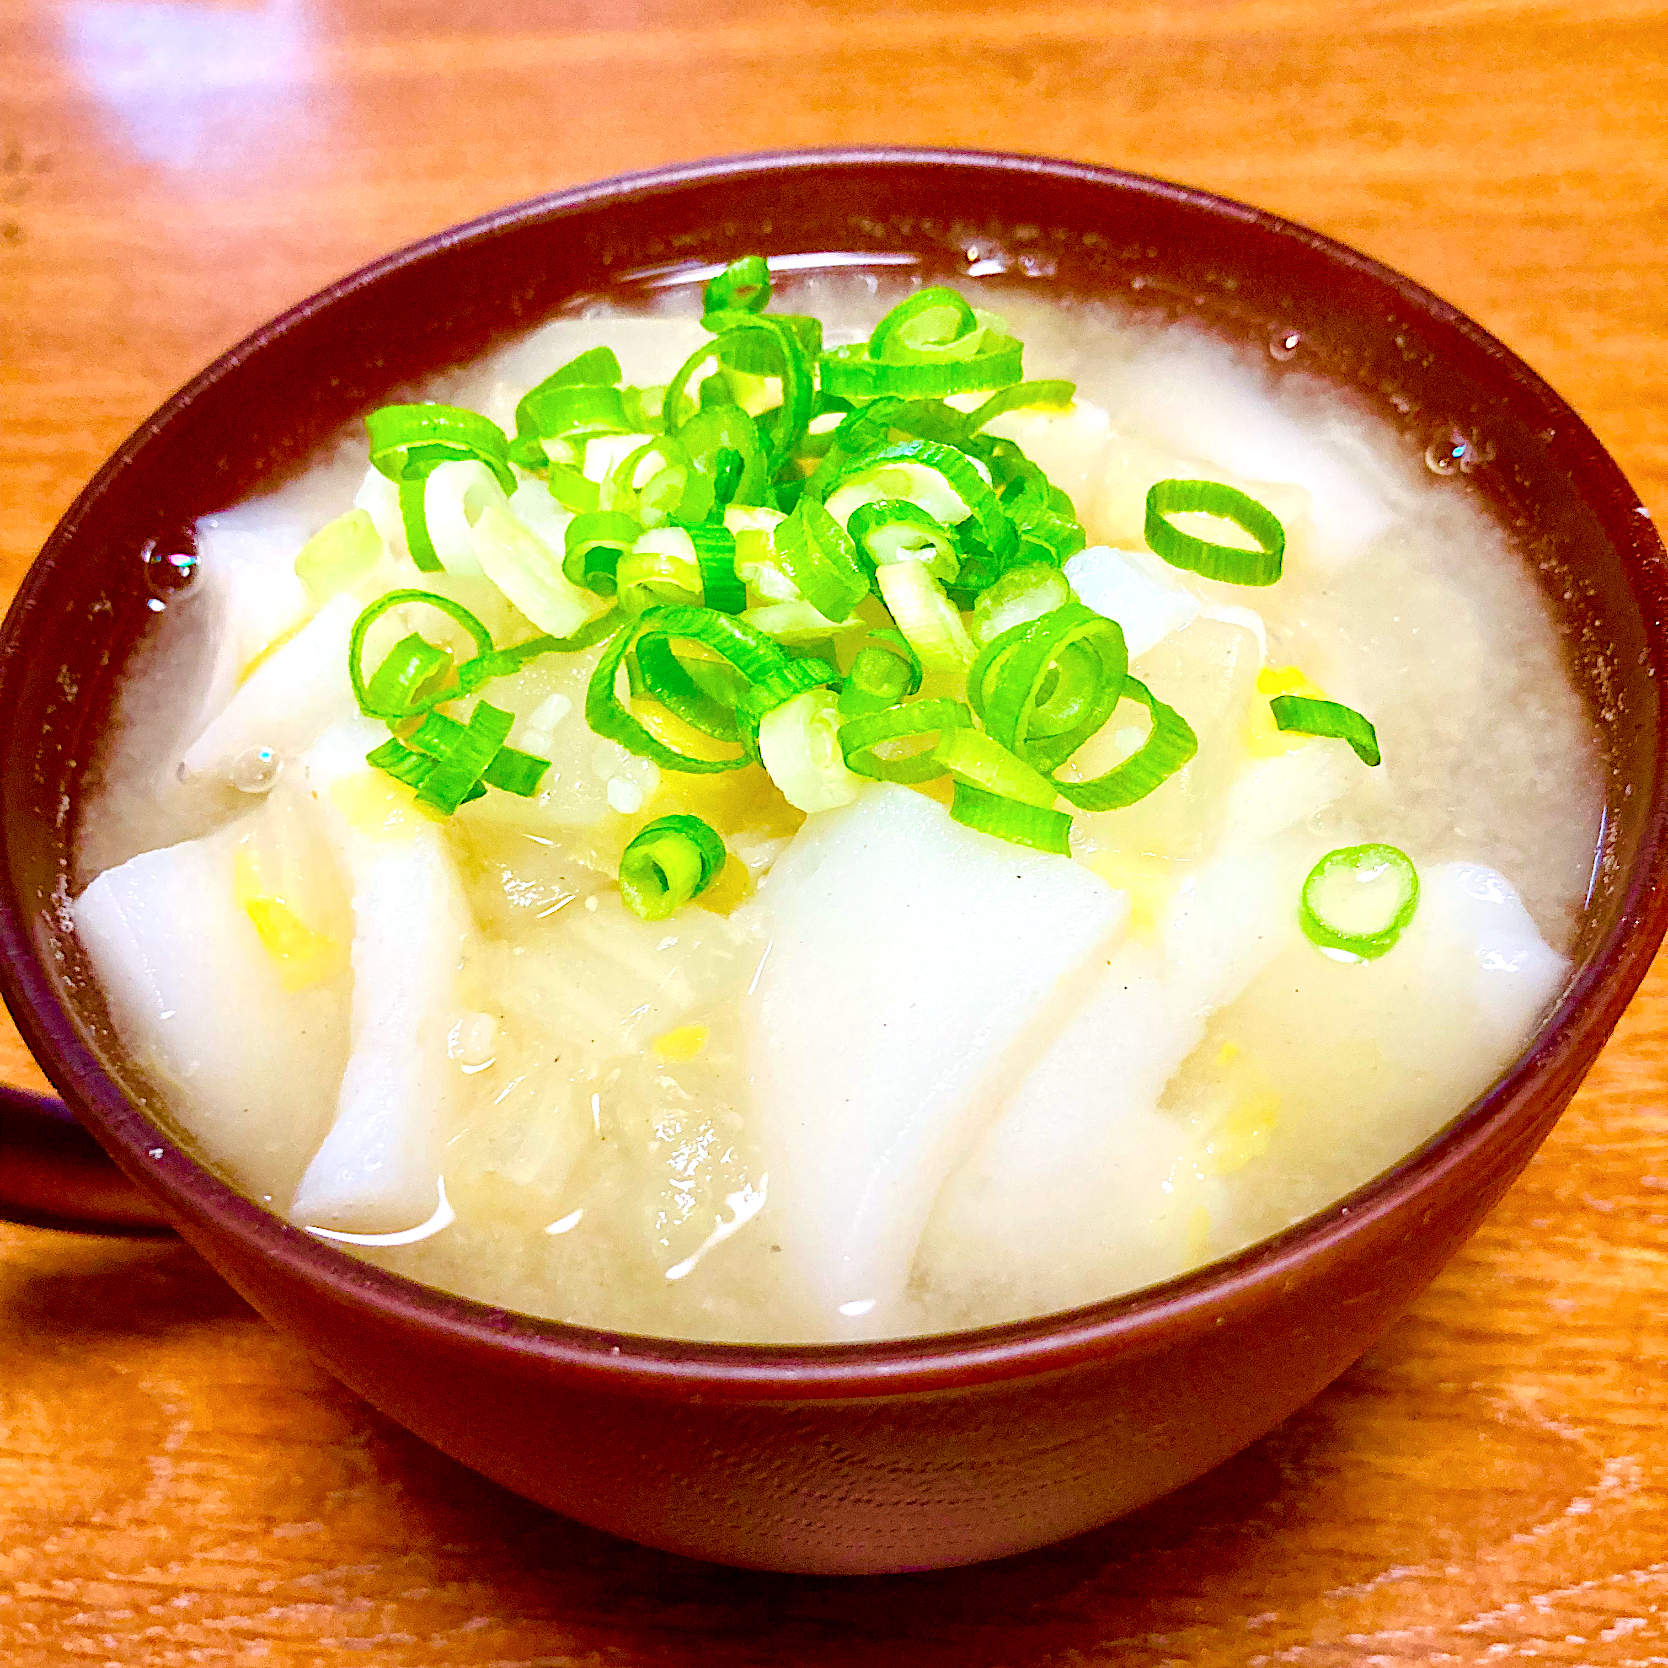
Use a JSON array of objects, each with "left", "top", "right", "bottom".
[{"left": 3, "top": 149, "right": 1666, "bottom": 1573}]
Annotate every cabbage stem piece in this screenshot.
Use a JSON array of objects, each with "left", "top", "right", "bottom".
[{"left": 180, "top": 593, "right": 361, "bottom": 783}]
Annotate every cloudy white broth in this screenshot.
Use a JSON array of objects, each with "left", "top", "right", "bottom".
[{"left": 74, "top": 261, "right": 1603, "bottom": 1343}]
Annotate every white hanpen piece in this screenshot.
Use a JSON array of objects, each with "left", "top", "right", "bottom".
[
  {"left": 71, "top": 815, "right": 347, "bottom": 1199},
  {"left": 745, "top": 785, "right": 1128, "bottom": 1335},
  {"left": 178, "top": 593, "right": 360, "bottom": 782},
  {"left": 289, "top": 720, "right": 474, "bottom": 1234},
  {"left": 926, "top": 837, "right": 1316, "bottom": 1299}
]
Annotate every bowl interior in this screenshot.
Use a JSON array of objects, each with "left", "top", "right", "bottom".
[{"left": 4, "top": 150, "right": 1666, "bottom": 1374}]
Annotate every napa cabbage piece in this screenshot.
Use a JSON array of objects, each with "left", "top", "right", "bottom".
[
  {"left": 744, "top": 784, "right": 1129, "bottom": 1335},
  {"left": 71, "top": 795, "right": 350, "bottom": 1199},
  {"left": 179, "top": 593, "right": 361, "bottom": 782},
  {"left": 288, "top": 720, "right": 475, "bottom": 1233}
]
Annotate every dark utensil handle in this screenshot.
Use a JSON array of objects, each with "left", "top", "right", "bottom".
[{"left": 0, "top": 1083, "right": 172, "bottom": 1234}]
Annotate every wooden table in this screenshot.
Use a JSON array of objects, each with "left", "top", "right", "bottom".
[{"left": 4, "top": 2, "right": 1667, "bottom": 1660}]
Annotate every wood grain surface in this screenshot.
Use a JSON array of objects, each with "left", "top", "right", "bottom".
[{"left": 4, "top": 1, "right": 1668, "bottom": 1661}]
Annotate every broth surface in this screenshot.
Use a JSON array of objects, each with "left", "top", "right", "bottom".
[{"left": 76, "top": 269, "right": 1604, "bottom": 1341}]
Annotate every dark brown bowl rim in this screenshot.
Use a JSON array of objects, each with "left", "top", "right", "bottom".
[{"left": 5, "top": 146, "right": 1667, "bottom": 1402}]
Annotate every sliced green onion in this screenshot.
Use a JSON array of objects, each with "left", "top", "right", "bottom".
[
  {"left": 758, "top": 688, "right": 862, "bottom": 812},
  {"left": 545, "top": 462, "right": 602, "bottom": 513},
  {"left": 366, "top": 405, "right": 515, "bottom": 575},
  {"left": 819, "top": 338, "right": 1025, "bottom": 400},
  {"left": 837, "top": 628, "right": 922, "bottom": 717},
  {"left": 1269, "top": 695, "right": 1382, "bottom": 767},
  {"left": 1144, "top": 479, "right": 1285, "bottom": 586},
  {"left": 964, "top": 380, "right": 1076, "bottom": 433},
  {"left": 375, "top": 700, "right": 519, "bottom": 815},
  {"left": 1300, "top": 844, "right": 1420, "bottom": 960},
  {"left": 687, "top": 521, "right": 746, "bottom": 614},
  {"left": 970, "top": 562, "right": 1073, "bottom": 646},
  {"left": 743, "top": 601, "right": 866, "bottom": 644},
  {"left": 933, "top": 727, "right": 1058, "bottom": 808},
  {"left": 837, "top": 698, "right": 970, "bottom": 784},
  {"left": 603, "top": 436, "right": 711, "bottom": 529},
  {"left": 833, "top": 397, "right": 970, "bottom": 456},
  {"left": 1052, "top": 676, "right": 1197, "bottom": 812},
  {"left": 587, "top": 606, "right": 788, "bottom": 774},
  {"left": 518, "top": 383, "right": 635, "bottom": 445},
  {"left": 618, "top": 814, "right": 728, "bottom": 921},
  {"left": 469, "top": 503, "right": 597, "bottom": 637},
  {"left": 703, "top": 255, "right": 771, "bottom": 316},
  {"left": 774, "top": 496, "right": 869, "bottom": 622},
  {"left": 968, "top": 604, "right": 1127, "bottom": 772},
  {"left": 366, "top": 404, "right": 515, "bottom": 494},
  {"left": 481, "top": 744, "right": 551, "bottom": 797},
  {"left": 869, "top": 287, "right": 981, "bottom": 364},
  {"left": 563, "top": 510, "right": 640, "bottom": 596},
  {"left": 349, "top": 590, "right": 494, "bottom": 721},
  {"left": 510, "top": 348, "right": 624, "bottom": 465},
  {"left": 676, "top": 404, "right": 769, "bottom": 506},
  {"left": 617, "top": 526, "right": 703, "bottom": 617},
  {"left": 365, "top": 736, "right": 438, "bottom": 791},
  {"left": 948, "top": 782, "right": 1072, "bottom": 856},
  {"left": 295, "top": 508, "right": 382, "bottom": 603},
  {"left": 876, "top": 559, "right": 975, "bottom": 674},
  {"left": 550, "top": 345, "right": 621, "bottom": 387},
  {"left": 398, "top": 478, "right": 441, "bottom": 573},
  {"left": 823, "top": 439, "right": 1013, "bottom": 561},
  {"left": 363, "top": 632, "right": 452, "bottom": 722},
  {"left": 846, "top": 499, "right": 959, "bottom": 583},
  {"left": 666, "top": 317, "right": 813, "bottom": 471}
]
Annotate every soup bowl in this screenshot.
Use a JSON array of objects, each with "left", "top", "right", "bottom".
[{"left": 2, "top": 149, "right": 1666, "bottom": 1574}]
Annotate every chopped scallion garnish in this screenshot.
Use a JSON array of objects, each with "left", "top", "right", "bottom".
[
  {"left": 948, "top": 781, "right": 1073, "bottom": 856},
  {"left": 1299, "top": 844, "right": 1420, "bottom": 959},
  {"left": 1269, "top": 695, "right": 1382, "bottom": 766},
  {"left": 1144, "top": 478, "right": 1285, "bottom": 586},
  {"left": 618, "top": 814, "right": 728, "bottom": 921}
]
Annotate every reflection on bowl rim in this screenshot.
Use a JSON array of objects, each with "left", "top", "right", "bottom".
[{"left": 4, "top": 147, "right": 1666, "bottom": 1404}]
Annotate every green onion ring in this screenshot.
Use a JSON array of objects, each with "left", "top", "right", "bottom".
[
  {"left": 1300, "top": 844, "right": 1420, "bottom": 959},
  {"left": 845, "top": 499, "right": 960, "bottom": 582},
  {"left": 837, "top": 698, "right": 971, "bottom": 784},
  {"left": 1144, "top": 478, "right": 1285, "bottom": 586},
  {"left": 562, "top": 510, "right": 640, "bottom": 596},
  {"left": 968, "top": 604, "right": 1128, "bottom": 773},
  {"left": 396, "top": 478, "right": 443, "bottom": 573},
  {"left": 365, "top": 403, "right": 515, "bottom": 495},
  {"left": 349, "top": 590, "right": 495, "bottom": 721},
  {"left": 837, "top": 628, "right": 923, "bottom": 717},
  {"left": 932, "top": 727, "right": 1058, "bottom": 808},
  {"left": 703, "top": 255, "right": 772, "bottom": 316},
  {"left": 1270, "top": 695, "right": 1382, "bottom": 767},
  {"left": 774, "top": 496, "right": 869, "bottom": 622},
  {"left": 964, "top": 380, "right": 1076, "bottom": 433},
  {"left": 948, "top": 782, "right": 1072, "bottom": 856},
  {"left": 687, "top": 521, "right": 746, "bottom": 615},
  {"left": 1051, "top": 676, "right": 1198, "bottom": 812},
  {"left": 586, "top": 605, "right": 788, "bottom": 774},
  {"left": 868, "top": 287, "right": 981, "bottom": 365},
  {"left": 618, "top": 814, "right": 729, "bottom": 921},
  {"left": 819, "top": 340, "right": 1026, "bottom": 401}
]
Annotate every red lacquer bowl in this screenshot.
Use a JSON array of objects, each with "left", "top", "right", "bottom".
[{"left": 3, "top": 150, "right": 1665, "bottom": 1573}]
